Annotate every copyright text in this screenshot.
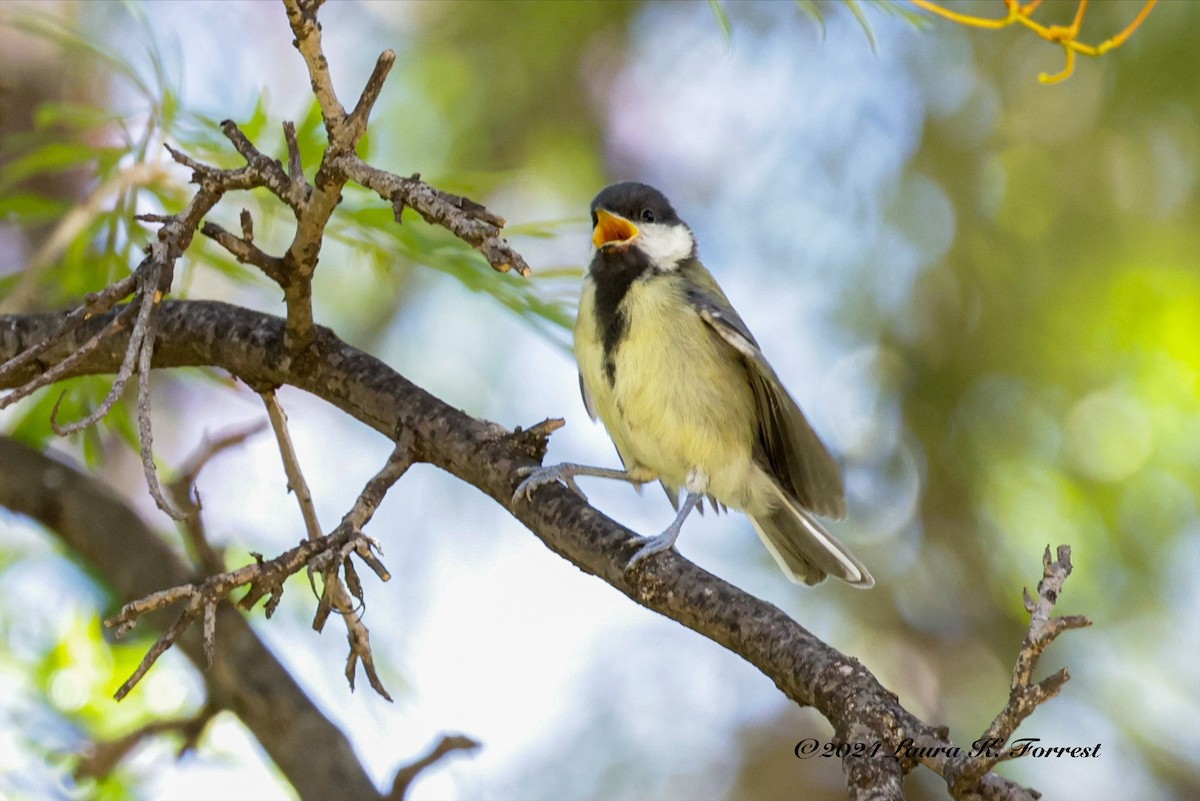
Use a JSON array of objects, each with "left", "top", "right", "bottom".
[{"left": 793, "top": 737, "right": 1102, "bottom": 761}]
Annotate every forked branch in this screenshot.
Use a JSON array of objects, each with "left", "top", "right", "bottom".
[{"left": 944, "top": 545, "right": 1092, "bottom": 796}]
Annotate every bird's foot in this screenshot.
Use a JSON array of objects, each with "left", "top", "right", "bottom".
[
  {"left": 624, "top": 490, "right": 702, "bottom": 573},
  {"left": 625, "top": 526, "right": 682, "bottom": 572},
  {"left": 512, "top": 463, "right": 590, "bottom": 504}
]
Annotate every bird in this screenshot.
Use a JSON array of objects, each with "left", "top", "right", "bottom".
[{"left": 514, "top": 181, "right": 873, "bottom": 588}]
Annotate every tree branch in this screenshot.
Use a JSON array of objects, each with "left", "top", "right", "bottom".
[
  {"left": 945, "top": 545, "right": 1092, "bottom": 795},
  {"left": 339, "top": 156, "right": 531, "bottom": 276},
  {"left": 283, "top": 0, "right": 346, "bottom": 130},
  {"left": 0, "top": 301, "right": 1065, "bottom": 799},
  {"left": 386, "top": 734, "right": 482, "bottom": 801},
  {"left": 0, "top": 435, "right": 384, "bottom": 800},
  {"left": 168, "top": 419, "right": 265, "bottom": 573}
]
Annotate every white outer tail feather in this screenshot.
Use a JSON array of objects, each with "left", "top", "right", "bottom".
[{"left": 750, "top": 482, "right": 875, "bottom": 588}]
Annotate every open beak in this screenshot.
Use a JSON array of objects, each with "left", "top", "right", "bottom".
[{"left": 592, "top": 208, "right": 639, "bottom": 249}]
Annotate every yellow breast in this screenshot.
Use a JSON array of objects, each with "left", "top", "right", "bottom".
[{"left": 575, "top": 272, "right": 761, "bottom": 505}]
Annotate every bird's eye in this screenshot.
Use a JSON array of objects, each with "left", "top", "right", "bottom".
[{"left": 641, "top": 209, "right": 656, "bottom": 223}]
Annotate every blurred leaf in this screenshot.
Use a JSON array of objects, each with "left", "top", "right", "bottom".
[
  {"left": 0, "top": 143, "right": 111, "bottom": 193},
  {"left": 871, "top": 0, "right": 931, "bottom": 29},
  {"left": 33, "top": 101, "right": 120, "bottom": 133},
  {"left": 238, "top": 92, "right": 271, "bottom": 145},
  {"left": 0, "top": 193, "right": 72, "bottom": 223},
  {"left": 708, "top": 0, "right": 733, "bottom": 42},
  {"left": 795, "top": 0, "right": 827, "bottom": 38},
  {"left": 843, "top": 0, "right": 877, "bottom": 52},
  {"left": 2, "top": 8, "right": 156, "bottom": 102}
]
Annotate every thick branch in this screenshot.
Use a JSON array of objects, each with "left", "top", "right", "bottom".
[
  {"left": 0, "top": 435, "right": 383, "bottom": 801},
  {"left": 1, "top": 301, "right": 1039, "bottom": 799}
]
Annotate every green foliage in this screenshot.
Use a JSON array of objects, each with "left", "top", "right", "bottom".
[
  {"left": 0, "top": 5, "right": 180, "bottom": 314},
  {"left": 842, "top": 0, "right": 878, "bottom": 51},
  {"left": 7, "top": 377, "right": 138, "bottom": 467},
  {"left": 708, "top": 0, "right": 733, "bottom": 43},
  {"left": 0, "top": 0, "right": 588, "bottom": 463},
  {"left": 709, "top": 0, "right": 930, "bottom": 46}
]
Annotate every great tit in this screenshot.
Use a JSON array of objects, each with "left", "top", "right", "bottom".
[{"left": 516, "top": 182, "right": 873, "bottom": 588}]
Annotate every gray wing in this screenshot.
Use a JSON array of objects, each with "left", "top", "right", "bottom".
[{"left": 687, "top": 288, "right": 846, "bottom": 520}]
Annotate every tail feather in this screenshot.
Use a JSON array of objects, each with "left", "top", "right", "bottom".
[{"left": 750, "top": 484, "right": 874, "bottom": 588}]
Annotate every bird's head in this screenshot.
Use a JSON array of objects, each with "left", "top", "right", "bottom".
[{"left": 590, "top": 182, "right": 696, "bottom": 272}]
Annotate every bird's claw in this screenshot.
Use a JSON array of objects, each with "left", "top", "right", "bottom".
[
  {"left": 624, "top": 528, "right": 681, "bottom": 574},
  {"left": 512, "top": 463, "right": 589, "bottom": 504}
]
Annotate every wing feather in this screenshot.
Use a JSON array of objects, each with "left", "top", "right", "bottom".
[{"left": 688, "top": 288, "right": 846, "bottom": 519}]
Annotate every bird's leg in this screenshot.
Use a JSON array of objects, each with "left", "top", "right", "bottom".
[
  {"left": 626, "top": 467, "right": 708, "bottom": 571},
  {"left": 512, "top": 463, "right": 638, "bottom": 504},
  {"left": 626, "top": 491, "right": 702, "bottom": 571}
]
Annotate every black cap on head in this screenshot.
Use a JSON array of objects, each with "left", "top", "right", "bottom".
[{"left": 591, "top": 182, "right": 684, "bottom": 228}]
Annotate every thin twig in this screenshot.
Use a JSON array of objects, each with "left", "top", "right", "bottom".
[
  {"left": 386, "top": 735, "right": 482, "bottom": 801},
  {"left": 345, "top": 50, "right": 396, "bottom": 142},
  {"left": 0, "top": 304, "right": 138, "bottom": 411},
  {"left": 0, "top": 274, "right": 137, "bottom": 384},
  {"left": 112, "top": 601, "right": 199, "bottom": 701},
  {"left": 104, "top": 522, "right": 392, "bottom": 699},
  {"left": 945, "top": 545, "right": 1092, "bottom": 794},
  {"left": 168, "top": 420, "right": 268, "bottom": 573},
  {"left": 202, "top": 221, "right": 287, "bottom": 284},
  {"left": 134, "top": 272, "right": 188, "bottom": 520},
  {"left": 284, "top": 121, "right": 303, "bottom": 181},
  {"left": 339, "top": 155, "right": 531, "bottom": 276},
  {"left": 239, "top": 209, "right": 255, "bottom": 242},
  {"left": 345, "top": 433, "right": 414, "bottom": 533},
  {"left": 260, "top": 389, "right": 323, "bottom": 541},
  {"left": 217, "top": 119, "right": 310, "bottom": 213}
]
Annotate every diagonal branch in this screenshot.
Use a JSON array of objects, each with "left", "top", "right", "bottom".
[
  {"left": 202, "top": 220, "right": 287, "bottom": 283},
  {"left": 345, "top": 50, "right": 397, "bottom": 144},
  {"left": 75, "top": 705, "right": 218, "bottom": 781},
  {"left": 260, "top": 388, "right": 324, "bottom": 541},
  {"left": 339, "top": 156, "right": 532, "bottom": 276},
  {"left": 0, "top": 301, "right": 1066, "bottom": 800},
  {"left": 0, "top": 435, "right": 386, "bottom": 800},
  {"left": 283, "top": 0, "right": 346, "bottom": 130}
]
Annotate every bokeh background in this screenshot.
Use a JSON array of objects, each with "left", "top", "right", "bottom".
[{"left": 1, "top": 1, "right": 1197, "bottom": 799}]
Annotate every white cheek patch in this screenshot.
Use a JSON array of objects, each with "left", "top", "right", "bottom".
[{"left": 636, "top": 222, "right": 695, "bottom": 270}]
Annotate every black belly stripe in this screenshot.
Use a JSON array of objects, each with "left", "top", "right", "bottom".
[{"left": 590, "top": 247, "right": 652, "bottom": 386}]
